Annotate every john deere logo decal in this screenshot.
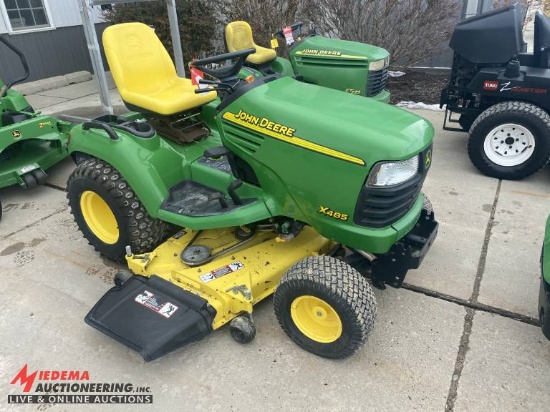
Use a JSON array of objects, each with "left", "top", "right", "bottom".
[
  {"left": 425, "top": 150, "right": 432, "bottom": 168},
  {"left": 222, "top": 110, "right": 365, "bottom": 166},
  {"left": 12, "top": 130, "right": 21, "bottom": 139}
]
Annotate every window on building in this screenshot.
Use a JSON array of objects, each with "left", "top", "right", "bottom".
[{"left": 3, "top": 0, "right": 52, "bottom": 32}]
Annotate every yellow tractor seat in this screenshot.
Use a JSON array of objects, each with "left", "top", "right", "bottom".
[
  {"left": 102, "top": 22, "right": 216, "bottom": 116},
  {"left": 225, "top": 21, "right": 277, "bottom": 66}
]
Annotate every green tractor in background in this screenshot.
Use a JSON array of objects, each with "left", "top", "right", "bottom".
[
  {"left": 0, "top": 36, "right": 71, "bottom": 220},
  {"left": 66, "top": 23, "right": 437, "bottom": 361},
  {"left": 225, "top": 21, "right": 390, "bottom": 103}
]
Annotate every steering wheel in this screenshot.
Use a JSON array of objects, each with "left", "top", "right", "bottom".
[
  {"left": 190, "top": 48, "right": 256, "bottom": 81},
  {"left": 0, "top": 36, "right": 30, "bottom": 97}
]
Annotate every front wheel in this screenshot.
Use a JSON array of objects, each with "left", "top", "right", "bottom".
[
  {"left": 468, "top": 101, "right": 550, "bottom": 180},
  {"left": 66, "top": 158, "right": 170, "bottom": 261},
  {"left": 273, "top": 256, "right": 377, "bottom": 359}
]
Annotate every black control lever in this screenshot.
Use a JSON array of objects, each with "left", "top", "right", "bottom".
[
  {"left": 227, "top": 180, "right": 243, "bottom": 206},
  {"left": 82, "top": 121, "right": 119, "bottom": 140}
]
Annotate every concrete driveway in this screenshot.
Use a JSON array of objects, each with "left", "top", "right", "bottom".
[{"left": 1, "top": 78, "right": 549, "bottom": 411}]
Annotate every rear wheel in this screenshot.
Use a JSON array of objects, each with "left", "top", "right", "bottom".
[
  {"left": 468, "top": 101, "right": 550, "bottom": 179},
  {"left": 66, "top": 157, "right": 170, "bottom": 261},
  {"left": 273, "top": 256, "right": 376, "bottom": 359}
]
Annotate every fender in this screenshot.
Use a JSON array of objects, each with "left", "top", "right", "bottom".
[{"left": 68, "top": 123, "right": 274, "bottom": 229}]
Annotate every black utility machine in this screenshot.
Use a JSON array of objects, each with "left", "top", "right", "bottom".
[{"left": 440, "top": 4, "right": 550, "bottom": 180}]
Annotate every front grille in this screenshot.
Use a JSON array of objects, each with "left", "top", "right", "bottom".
[
  {"left": 353, "top": 175, "right": 424, "bottom": 228},
  {"left": 354, "top": 146, "right": 432, "bottom": 228},
  {"left": 366, "top": 68, "right": 388, "bottom": 97}
]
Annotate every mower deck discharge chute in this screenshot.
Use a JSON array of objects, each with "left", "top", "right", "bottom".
[
  {"left": 0, "top": 36, "right": 71, "bottom": 219},
  {"left": 441, "top": 4, "right": 550, "bottom": 180},
  {"left": 68, "top": 23, "right": 438, "bottom": 360}
]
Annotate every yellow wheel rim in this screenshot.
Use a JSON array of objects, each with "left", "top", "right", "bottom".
[
  {"left": 290, "top": 295, "right": 342, "bottom": 343},
  {"left": 80, "top": 191, "right": 119, "bottom": 244}
]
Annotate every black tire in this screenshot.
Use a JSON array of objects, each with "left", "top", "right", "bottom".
[
  {"left": 229, "top": 315, "right": 256, "bottom": 344},
  {"left": 0, "top": 199, "right": 2, "bottom": 221},
  {"left": 21, "top": 173, "right": 37, "bottom": 189},
  {"left": 114, "top": 270, "right": 133, "bottom": 286},
  {"left": 468, "top": 101, "right": 550, "bottom": 180},
  {"left": 31, "top": 168, "right": 48, "bottom": 185},
  {"left": 66, "top": 157, "right": 170, "bottom": 262},
  {"left": 273, "top": 256, "right": 377, "bottom": 359}
]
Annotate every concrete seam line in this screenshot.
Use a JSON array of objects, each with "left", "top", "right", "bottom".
[
  {"left": 44, "top": 182, "right": 68, "bottom": 192},
  {"left": 1, "top": 206, "right": 68, "bottom": 240},
  {"left": 402, "top": 282, "right": 539, "bottom": 326},
  {"left": 470, "top": 179, "right": 501, "bottom": 304},
  {"left": 444, "top": 179, "right": 501, "bottom": 412}
]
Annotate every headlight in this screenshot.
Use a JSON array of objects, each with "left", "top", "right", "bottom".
[
  {"left": 367, "top": 156, "right": 419, "bottom": 187},
  {"left": 369, "top": 56, "right": 390, "bottom": 71}
]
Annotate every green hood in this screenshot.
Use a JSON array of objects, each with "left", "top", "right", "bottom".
[
  {"left": 294, "top": 35, "right": 389, "bottom": 63},
  {"left": 222, "top": 76, "right": 432, "bottom": 168}
]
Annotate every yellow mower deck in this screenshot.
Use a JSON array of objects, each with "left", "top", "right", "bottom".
[{"left": 127, "top": 226, "right": 334, "bottom": 330}]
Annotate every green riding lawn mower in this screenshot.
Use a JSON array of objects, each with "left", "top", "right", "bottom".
[
  {"left": 225, "top": 20, "right": 390, "bottom": 103},
  {"left": 540, "top": 214, "right": 550, "bottom": 340},
  {"left": 441, "top": 4, "right": 550, "bottom": 180},
  {"left": 0, "top": 36, "right": 71, "bottom": 221},
  {"left": 66, "top": 22, "right": 438, "bottom": 361}
]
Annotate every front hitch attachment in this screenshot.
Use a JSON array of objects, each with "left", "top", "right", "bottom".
[{"left": 370, "top": 208, "right": 439, "bottom": 289}]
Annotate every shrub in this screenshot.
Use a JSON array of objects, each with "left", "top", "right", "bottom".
[
  {"left": 222, "top": 0, "right": 461, "bottom": 69},
  {"left": 302, "top": 0, "right": 461, "bottom": 68}
]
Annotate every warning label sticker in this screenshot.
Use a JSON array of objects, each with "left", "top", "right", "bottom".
[
  {"left": 134, "top": 290, "right": 179, "bottom": 318},
  {"left": 200, "top": 261, "right": 244, "bottom": 284}
]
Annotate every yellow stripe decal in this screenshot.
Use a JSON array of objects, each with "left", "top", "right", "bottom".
[
  {"left": 295, "top": 51, "right": 366, "bottom": 60},
  {"left": 222, "top": 112, "right": 365, "bottom": 166}
]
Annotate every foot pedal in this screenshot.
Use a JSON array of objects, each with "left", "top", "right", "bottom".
[{"left": 85, "top": 275, "right": 216, "bottom": 361}]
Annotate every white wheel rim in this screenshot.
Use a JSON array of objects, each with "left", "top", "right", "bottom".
[{"left": 483, "top": 123, "right": 536, "bottom": 166}]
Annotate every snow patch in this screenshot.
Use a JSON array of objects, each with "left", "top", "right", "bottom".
[
  {"left": 396, "top": 101, "right": 445, "bottom": 111},
  {"left": 388, "top": 71, "right": 406, "bottom": 78}
]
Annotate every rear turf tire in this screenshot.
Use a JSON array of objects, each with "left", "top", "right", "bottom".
[
  {"left": 468, "top": 101, "right": 550, "bottom": 180},
  {"left": 66, "top": 157, "right": 170, "bottom": 262},
  {"left": 273, "top": 256, "right": 377, "bottom": 359}
]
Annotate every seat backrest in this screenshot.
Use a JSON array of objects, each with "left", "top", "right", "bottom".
[
  {"left": 103, "top": 22, "right": 179, "bottom": 99},
  {"left": 225, "top": 21, "right": 277, "bottom": 66},
  {"left": 534, "top": 11, "right": 550, "bottom": 68},
  {"left": 226, "top": 21, "right": 256, "bottom": 52}
]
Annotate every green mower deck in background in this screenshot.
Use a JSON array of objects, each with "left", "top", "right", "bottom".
[
  {"left": 539, "top": 214, "right": 550, "bottom": 339},
  {"left": 0, "top": 36, "right": 71, "bottom": 220}
]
